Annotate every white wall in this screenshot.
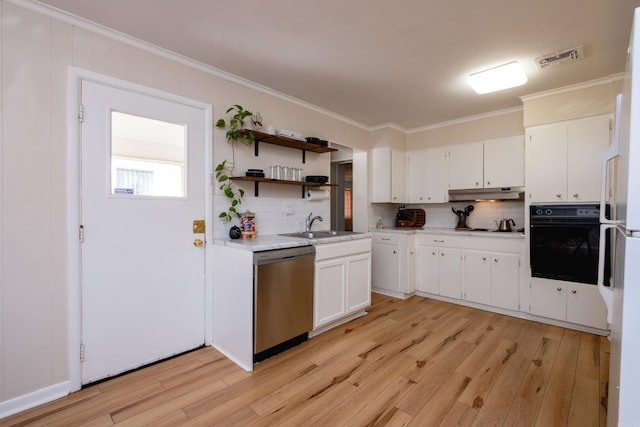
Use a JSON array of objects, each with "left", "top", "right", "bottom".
[{"left": 0, "top": 0, "right": 370, "bottom": 411}]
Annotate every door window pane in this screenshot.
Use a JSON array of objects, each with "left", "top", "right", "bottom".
[{"left": 111, "top": 111, "right": 186, "bottom": 197}]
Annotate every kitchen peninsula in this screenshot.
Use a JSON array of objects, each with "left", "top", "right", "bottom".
[{"left": 213, "top": 233, "right": 371, "bottom": 371}]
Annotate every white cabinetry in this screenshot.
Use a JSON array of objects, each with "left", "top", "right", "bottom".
[
  {"left": 529, "top": 278, "right": 608, "bottom": 330},
  {"left": 371, "top": 232, "right": 415, "bottom": 298},
  {"left": 449, "top": 136, "right": 524, "bottom": 190},
  {"left": 484, "top": 136, "right": 525, "bottom": 188},
  {"left": 449, "top": 141, "right": 484, "bottom": 189},
  {"left": 415, "top": 234, "right": 463, "bottom": 299},
  {"left": 407, "top": 146, "right": 449, "bottom": 203},
  {"left": 371, "top": 147, "right": 405, "bottom": 203},
  {"left": 314, "top": 239, "right": 372, "bottom": 329},
  {"left": 463, "top": 237, "right": 521, "bottom": 311},
  {"left": 525, "top": 115, "right": 611, "bottom": 202}
]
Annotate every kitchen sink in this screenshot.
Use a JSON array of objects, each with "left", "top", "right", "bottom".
[{"left": 279, "top": 230, "right": 359, "bottom": 239}]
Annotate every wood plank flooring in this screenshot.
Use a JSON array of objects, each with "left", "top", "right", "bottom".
[{"left": 1, "top": 293, "right": 609, "bottom": 426}]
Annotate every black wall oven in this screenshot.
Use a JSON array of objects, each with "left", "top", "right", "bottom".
[{"left": 530, "top": 204, "right": 610, "bottom": 285}]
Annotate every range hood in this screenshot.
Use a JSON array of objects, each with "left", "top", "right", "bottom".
[{"left": 448, "top": 187, "right": 524, "bottom": 201}]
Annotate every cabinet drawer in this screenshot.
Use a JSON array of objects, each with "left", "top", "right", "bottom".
[
  {"left": 315, "top": 238, "right": 372, "bottom": 261},
  {"left": 463, "top": 237, "right": 522, "bottom": 253},
  {"left": 416, "top": 234, "right": 463, "bottom": 248},
  {"left": 372, "top": 233, "right": 401, "bottom": 245}
]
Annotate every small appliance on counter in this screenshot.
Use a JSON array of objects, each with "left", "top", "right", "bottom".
[
  {"left": 452, "top": 205, "right": 474, "bottom": 230},
  {"left": 395, "top": 207, "right": 425, "bottom": 228},
  {"left": 495, "top": 218, "right": 516, "bottom": 232}
]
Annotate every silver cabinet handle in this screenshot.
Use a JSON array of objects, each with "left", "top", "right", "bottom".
[
  {"left": 482, "top": 257, "right": 487, "bottom": 261},
  {"left": 571, "top": 289, "right": 577, "bottom": 294},
  {"left": 556, "top": 193, "right": 562, "bottom": 198},
  {"left": 573, "top": 193, "right": 579, "bottom": 198},
  {"left": 434, "top": 239, "right": 445, "bottom": 243},
  {"left": 557, "top": 287, "right": 563, "bottom": 292}
]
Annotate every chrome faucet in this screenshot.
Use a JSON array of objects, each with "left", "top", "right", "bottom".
[{"left": 305, "top": 212, "right": 323, "bottom": 232}]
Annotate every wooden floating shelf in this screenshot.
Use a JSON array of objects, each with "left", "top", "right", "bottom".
[
  {"left": 231, "top": 176, "right": 336, "bottom": 197},
  {"left": 239, "top": 129, "right": 337, "bottom": 163}
]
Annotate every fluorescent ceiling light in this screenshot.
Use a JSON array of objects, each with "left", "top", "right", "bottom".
[{"left": 467, "top": 61, "right": 527, "bottom": 94}]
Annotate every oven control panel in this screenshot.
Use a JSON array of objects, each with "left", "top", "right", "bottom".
[{"left": 531, "top": 204, "right": 600, "bottom": 219}]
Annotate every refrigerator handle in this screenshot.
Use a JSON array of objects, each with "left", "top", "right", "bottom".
[
  {"left": 600, "top": 94, "right": 622, "bottom": 224},
  {"left": 597, "top": 223, "right": 615, "bottom": 324}
]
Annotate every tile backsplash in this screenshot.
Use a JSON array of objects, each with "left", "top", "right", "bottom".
[
  {"left": 371, "top": 200, "right": 525, "bottom": 231},
  {"left": 213, "top": 195, "right": 331, "bottom": 239}
]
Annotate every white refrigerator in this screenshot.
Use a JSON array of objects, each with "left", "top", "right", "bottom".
[{"left": 599, "top": 7, "right": 640, "bottom": 426}]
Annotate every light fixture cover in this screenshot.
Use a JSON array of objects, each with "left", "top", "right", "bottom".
[{"left": 468, "top": 61, "right": 527, "bottom": 94}]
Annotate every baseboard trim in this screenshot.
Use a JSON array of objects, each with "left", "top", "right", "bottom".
[{"left": 0, "top": 381, "right": 70, "bottom": 419}]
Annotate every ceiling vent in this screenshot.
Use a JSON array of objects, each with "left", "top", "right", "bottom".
[{"left": 536, "top": 45, "right": 584, "bottom": 70}]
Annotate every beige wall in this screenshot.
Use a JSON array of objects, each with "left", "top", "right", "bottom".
[
  {"left": 406, "top": 109, "right": 525, "bottom": 150},
  {"left": 521, "top": 77, "right": 623, "bottom": 127},
  {"left": 0, "top": 0, "right": 369, "bottom": 405}
]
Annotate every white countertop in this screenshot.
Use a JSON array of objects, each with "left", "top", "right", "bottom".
[
  {"left": 215, "top": 232, "right": 372, "bottom": 252},
  {"left": 369, "top": 227, "right": 525, "bottom": 239}
]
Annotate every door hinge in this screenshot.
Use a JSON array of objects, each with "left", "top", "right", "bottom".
[
  {"left": 80, "top": 343, "right": 85, "bottom": 363},
  {"left": 79, "top": 225, "right": 84, "bottom": 243},
  {"left": 610, "top": 119, "right": 613, "bottom": 130},
  {"left": 78, "top": 104, "right": 84, "bottom": 123}
]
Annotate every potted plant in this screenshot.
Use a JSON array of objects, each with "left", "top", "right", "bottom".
[{"left": 215, "top": 105, "right": 255, "bottom": 224}]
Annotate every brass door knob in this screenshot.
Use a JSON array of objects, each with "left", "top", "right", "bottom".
[{"left": 193, "top": 238, "right": 204, "bottom": 247}]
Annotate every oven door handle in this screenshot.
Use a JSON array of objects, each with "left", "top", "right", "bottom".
[
  {"left": 600, "top": 94, "right": 622, "bottom": 225},
  {"left": 597, "top": 223, "right": 615, "bottom": 324}
]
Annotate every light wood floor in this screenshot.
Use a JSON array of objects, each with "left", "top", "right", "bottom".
[{"left": 1, "top": 293, "right": 609, "bottom": 426}]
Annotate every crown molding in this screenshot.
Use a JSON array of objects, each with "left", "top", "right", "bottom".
[
  {"left": 406, "top": 106, "right": 523, "bottom": 134},
  {"left": 520, "top": 74, "right": 624, "bottom": 102}
]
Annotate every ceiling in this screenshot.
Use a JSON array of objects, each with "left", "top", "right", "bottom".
[{"left": 37, "top": 0, "right": 640, "bottom": 129}]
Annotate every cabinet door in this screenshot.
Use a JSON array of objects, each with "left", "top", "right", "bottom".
[
  {"left": 371, "top": 243, "right": 401, "bottom": 292},
  {"left": 407, "top": 149, "right": 429, "bottom": 203},
  {"left": 529, "top": 280, "right": 566, "bottom": 321},
  {"left": 314, "top": 259, "right": 346, "bottom": 328},
  {"left": 567, "top": 116, "right": 610, "bottom": 202},
  {"left": 490, "top": 253, "right": 519, "bottom": 311},
  {"left": 416, "top": 245, "right": 440, "bottom": 294},
  {"left": 391, "top": 149, "right": 406, "bottom": 202},
  {"left": 525, "top": 124, "right": 567, "bottom": 202},
  {"left": 484, "top": 135, "right": 525, "bottom": 188},
  {"left": 371, "top": 147, "right": 391, "bottom": 203},
  {"left": 346, "top": 253, "right": 371, "bottom": 314},
  {"left": 439, "top": 248, "right": 463, "bottom": 299},
  {"left": 566, "top": 283, "right": 608, "bottom": 329},
  {"left": 371, "top": 147, "right": 405, "bottom": 203},
  {"left": 407, "top": 147, "right": 449, "bottom": 203},
  {"left": 463, "top": 251, "right": 491, "bottom": 305},
  {"left": 449, "top": 141, "right": 483, "bottom": 190}
]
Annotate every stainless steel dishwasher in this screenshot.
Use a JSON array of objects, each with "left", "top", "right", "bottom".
[{"left": 253, "top": 245, "right": 315, "bottom": 362}]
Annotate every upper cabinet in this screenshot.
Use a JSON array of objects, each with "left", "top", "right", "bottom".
[
  {"left": 371, "top": 147, "right": 406, "bottom": 203},
  {"left": 484, "top": 136, "right": 525, "bottom": 188},
  {"left": 407, "top": 146, "right": 449, "bottom": 203},
  {"left": 526, "top": 115, "right": 610, "bottom": 203},
  {"left": 449, "top": 136, "right": 524, "bottom": 190},
  {"left": 449, "top": 141, "right": 484, "bottom": 189}
]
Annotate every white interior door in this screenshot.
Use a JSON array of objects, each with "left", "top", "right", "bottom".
[{"left": 80, "top": 80, "right": 207, "bottom": 384}]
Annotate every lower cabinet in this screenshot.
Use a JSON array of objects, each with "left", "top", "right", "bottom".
[
  {"left": 464, "top": 250, "right": 520, "bottom": 310},
  {"left": 314, "top": 239, "right": 372, "bottom": 329},
  {"left": 415, "top": 235, "right": 463, "bottom": 299},
  {"left": 529, "top": 278, "right": 607, "bottom": 330},
  {"left": 371, "top": 232, "right": 415, "bottom": 298}
]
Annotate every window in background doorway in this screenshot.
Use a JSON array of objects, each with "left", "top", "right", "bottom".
[{"left": 110, "top": 111, "right": 186, "bottom": 197}]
